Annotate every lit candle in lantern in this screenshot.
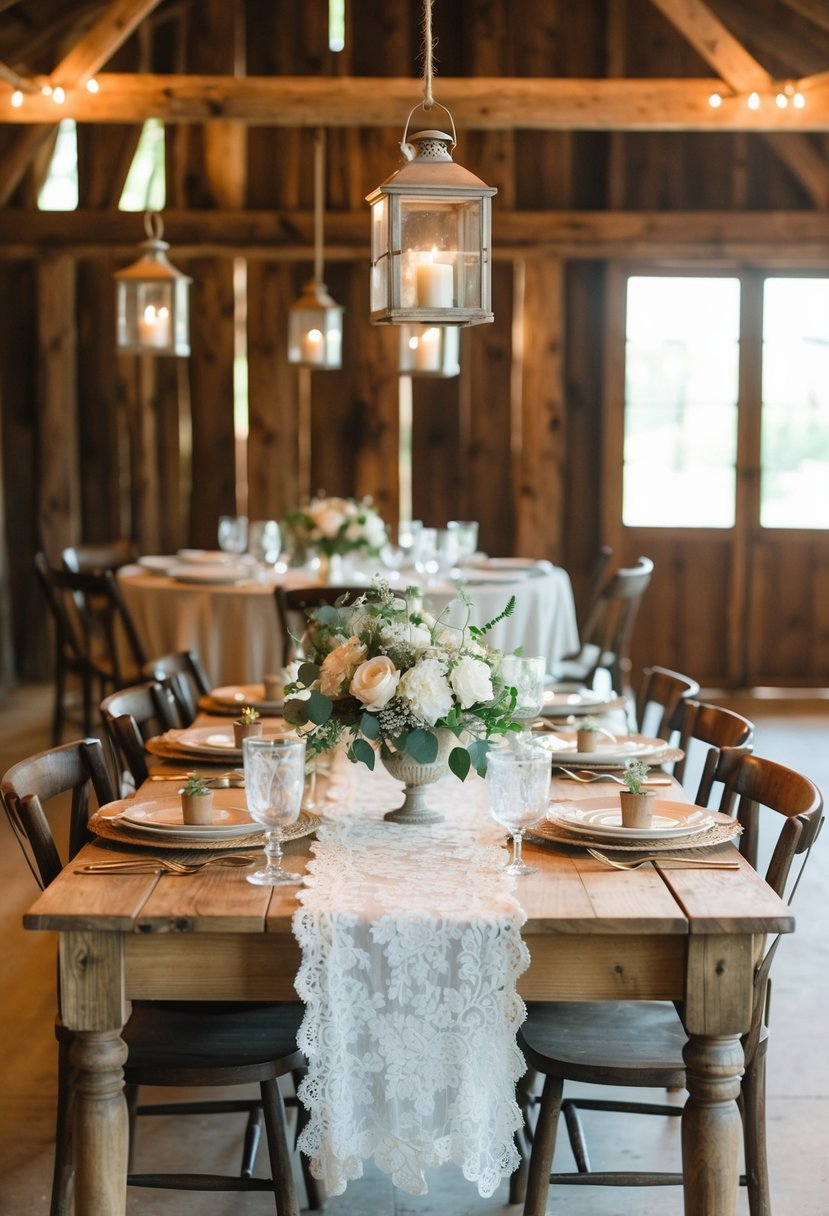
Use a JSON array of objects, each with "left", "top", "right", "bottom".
[
  {"left": 415, "top": 250, "right": 454, "bottom": 308},
  {"left": 138, "top": 304, "right": 171, "bottom": 349},
  {"left": 414, "top": 327, "right": 441, "bottom": 371},
  {"left": 301, "top": 328, "right": 325, "bottom": 364}
]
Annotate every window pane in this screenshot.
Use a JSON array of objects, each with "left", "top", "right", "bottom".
[
  {"left": 623, "top": 277, "right": 740, "bottom": 528},
  {"left": 38, "top": 119, "right": 78, "bottom": 211},
  {"left": 761, "top": 278, "right": 829, "bottom": 528},
  {"left": 119, "top": 119, "right": 165, "bottom": 212}
]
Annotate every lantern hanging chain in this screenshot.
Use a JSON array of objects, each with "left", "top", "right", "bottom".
[
  {"left": 421, "top": 0, "right": 435, "bottom": 110},
  {"left": 313, "top": 127, "right": 325, "bottom": 286}
]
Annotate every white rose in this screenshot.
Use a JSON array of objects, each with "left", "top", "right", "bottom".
[
  {"left": 397, "top": 657, "right": 454, "bottom": 725},
  {"left": 363, "top": 512, "right": 388, "bottom": 549},
  {"left": 350, "top": 656, "right": 400, "bottom": 710},
  {"left": 380, "top": 621, "right": 433, "bottom": 652},
  {"left": 450, "top": 655, "right": 494, "bottom": 709}
]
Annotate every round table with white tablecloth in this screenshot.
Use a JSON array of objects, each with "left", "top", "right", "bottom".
[{"left": 118, "top": 557, "right": 579, "bottom": 687}]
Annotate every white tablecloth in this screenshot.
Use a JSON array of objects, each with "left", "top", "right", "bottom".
[{"left": 118, "top": 562, "right": 579, "bottom": 687}]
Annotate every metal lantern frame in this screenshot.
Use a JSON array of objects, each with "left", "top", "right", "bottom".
[
  {"left": 366, "top": 105, "right": 496, "bottom": 328},
  {"left": 398, "top": 323, "right": 460, "bottom": 378},
  {"left": 288, "top": 129, "right": 344, "bottom": 369},
  {"left": 114, "top": 212, "right": 191, "bottom": 356}
]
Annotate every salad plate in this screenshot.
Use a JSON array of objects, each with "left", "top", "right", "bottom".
[{"left": 547, "top": 797, "right": 715, "bottom": 841}]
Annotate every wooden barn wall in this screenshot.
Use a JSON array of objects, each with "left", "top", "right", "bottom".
[{"left": 0, "top": 0, "right": 827, "bottom": 683}]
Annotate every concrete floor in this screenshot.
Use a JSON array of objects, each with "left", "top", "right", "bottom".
[{"left": 1, "top": 683, "right": 827, "bottom": 1215}]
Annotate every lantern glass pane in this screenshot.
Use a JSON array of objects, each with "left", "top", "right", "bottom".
[
  {"left": 399, "top": 198, "right": 482, "bottom": 310},
  {"left": 288, "top": 306, "right": 343, "bottom": 367}
]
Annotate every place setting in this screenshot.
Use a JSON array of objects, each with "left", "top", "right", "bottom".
[
  {"left": 144, "top": 719, "right": 293, "bottom": 763},
  {"left": 198, "top": 680, "right": 285, "bottom": 717}
]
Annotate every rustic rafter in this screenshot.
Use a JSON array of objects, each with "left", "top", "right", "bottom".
[
  {"left": 648, "top": 0, "right": 829, "bottom": 208},
  {"left": 778, "top": 0, "right": 829, "bottom": 38},
  {"left": 1, "top": 72, "right": 829, "bottom": 129}
]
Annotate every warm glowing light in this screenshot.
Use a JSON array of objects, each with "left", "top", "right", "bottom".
[
  {"left": 793, "top": 91, "right": 805, "bottom": 109},
  {"left": 747, "top": 91, "right": 760, "bottom": 110},
  {"left": 708, "top": 92, "right": 722, "bottom": 108},
  {"left": 776, "top": 92, "right": 788, "bottom": 109},
  {"left": 86, "top": 78, "right": 99, "bottom": 94},
  {"left": 41, "top": 84, "right": 52, "bottom": 97},
  {"left": 11, "top": 90, "right": 22, "bottom": 108},
  {"left": 52, "top": 86, "right": 65, "bottom": 104}
]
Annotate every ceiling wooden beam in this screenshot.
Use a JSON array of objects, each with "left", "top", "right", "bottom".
[
  {"left": 2, "top": 72, "right": 829, "bottom": 129},
  {"left": 0, "top": 208, "right": 828, "bottom": 261},
  {"left": 778, "top": 0, "right": 829, "bottom": 38},
  {"left": 648, "top": 0, "right": 829, "bottom": 208},
  {"left": 51, "top": 0, "right": 164, "bottom": 87}
]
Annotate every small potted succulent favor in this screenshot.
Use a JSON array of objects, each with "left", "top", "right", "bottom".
[
  {"left": 180, "top": 771, "right": 214, "bottom": 825},
  {"left": 233, "top": 705, "right": 263, "bottom": 748},
  {"left": 576, "top": 716, "right": 615, "bottom": 753},
  {"left": 619, "top": 758, "right": 655, "bottom": 828}
]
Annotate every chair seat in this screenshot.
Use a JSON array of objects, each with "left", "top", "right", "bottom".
[
  {"left": 122, "top": 1002, "right": 306, "bottom": 1085},
  {"left": 519, "top": 1001, "right": 688, "bottom": 1087}
]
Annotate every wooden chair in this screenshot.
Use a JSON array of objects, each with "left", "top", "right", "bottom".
[
  {"left": 275, "top": 584, "right": 369, "bottom": 663},
  {"left": 674, "top": 699, "right": 755, "bottom": 805},
  {"left": 142, "top": 648, "right": 212, "bottom": 725},
  {"left": 34, "top": 552, "right": 148, "bottom": 745},
  {"left": 633, "top": 665, "right": 700, "bottom": 739},
  {"left": 511, "top": 752, "right": 823, "bottom": 1216},
  {"left": 60, "top": 538, "right": 139, "bottom": 573},
  {"left": 1, "top": 738, "right": 316, "bottom": 1216},
  {"left": 551, "top": 556, "right": 654, "bottom": 703},
  {"left": 99, "top": 680, "right": 179, "bottom": 790},
  {"left": 576, "top": 545, "right": 614, "bottom": 637}
]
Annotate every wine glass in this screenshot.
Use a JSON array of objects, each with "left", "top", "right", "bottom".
[
  {"left": 248, "top": 519, "right": 282, "bottom": 567},
  {"left": 446, "top": 519, "right": 479, "bottom": 565},
  {"left": 217, "top": 515, "right": 248, "bottom": 556},
  {"left": 242, "top": 736, "right": 306, "bottom": 886},
  {"left": 501, "top": 654, "right": 546, "bottom": 730},
  {"left": 486, "top": 744, "right": 551, "bottom": 876},
  {"left": 414, "top": 527, "right": 459, "bottom": 585}
]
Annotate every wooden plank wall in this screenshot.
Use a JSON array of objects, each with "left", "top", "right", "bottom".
[{"left": 0, "top": 0, "right": 825, "bottom": 684}]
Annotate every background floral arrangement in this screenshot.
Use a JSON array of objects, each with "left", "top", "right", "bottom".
[
  {"left": 283, "top": 494, "right": 387, "bottom": 558},
  {"left": 283, "top": 582, "right": 519, "bottom": 780}
]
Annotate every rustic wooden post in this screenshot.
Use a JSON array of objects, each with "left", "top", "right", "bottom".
[{"left": 37, "top": 254, "right": 79, "bottom": 557}]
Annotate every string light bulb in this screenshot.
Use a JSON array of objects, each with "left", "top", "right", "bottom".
[
  {"left": 747, "top": 91, "right": 761, "bottom": 110},
  {"left": 11, "top": 89, "right": 22, "bottom": 107},
  {"left": 86, "top": 78, "right": 99, "bottom": 94},
  {"left": 708, "top": 92, "right": 722, "bottom": 108}
]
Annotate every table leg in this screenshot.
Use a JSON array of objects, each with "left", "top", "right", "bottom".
[{"left": 681, "top": 1033, "right": 744, "bottom": 1216}]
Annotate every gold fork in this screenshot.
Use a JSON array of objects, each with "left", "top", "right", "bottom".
[
  {"left": 586, "top": 847, "right": 739, "bottom": 871},
  {"left": 76, "top": 855, "right": 256, "bottom": 875}
]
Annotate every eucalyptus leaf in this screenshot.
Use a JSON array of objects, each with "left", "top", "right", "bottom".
[
  {"left": 467, "top": 737, "right": 491, "bottom": 777},
  {"left": 297, "top": 661, "right": 320, "bottom": 686},
  {"left": 306, "top": 690, "right": 333, "bottom": 726},
  {"left": 448, "top": 746, "right": 471, "bottom": 781},
  {"left": 360, "top": 711, "right": 380, "bottom": 739},
  {"left": 405, "top": 728, "right": 438, "bottom": 764},
  {"left": 282, "top": 697, "right": 309, "bottom": 725},
  {"left": 314, "top": 605, "right": 341, "bottom": 627},
  {"left": 349, "top": 738, "right": 376, "bottom": 770}
]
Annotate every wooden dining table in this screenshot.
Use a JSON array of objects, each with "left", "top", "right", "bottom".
[{"left": 23, "top": 733, "right": 793, "bottom": 1216}]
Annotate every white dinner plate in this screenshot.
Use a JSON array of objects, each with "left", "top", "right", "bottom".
[
  {"left": 461, "top": 569, "right": 533, "bottom": 584},
  {"left": 540, "top": 689, "right": 628, "bottom": 717},
  {"left": 176, "top": 549, "right": 238, "bottom": 565},
  {"left": 547, "top": 797, "right": 714, "bottom": 841},
  {"left": 539, "top": 733, "right": 671, "bottom": 765},
  {"left": 168, "top": 724, "right": 293, "bottom": 757},
  {"left": 137, "top": 554, "right": 177, "bottom": 575},
  {"left": 468, "top": 557, "right": 547, "bottom": 573},
  {"left": 99, "top": 790, "right": 259, "bottom": 839},
  {"left": 210, "top": 684, "right": 284, "bottom": 715},
  {"left": 167, "top": 564, "right": 251, "bottom": 585}
]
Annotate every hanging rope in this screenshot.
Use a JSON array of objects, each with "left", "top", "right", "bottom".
[
  {"left": 313, "top": 127, "right": 325, "bottom": 285},
  {"left": 421, "top": 0, "right": 435, "bottom": 110}
]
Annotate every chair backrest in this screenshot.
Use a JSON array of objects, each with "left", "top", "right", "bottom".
[
  {"left": 142, "top": 650, "right": 211, "bottom": 725},
  {"left": 61, "top": 539, "right": 139, "bottom": 573},
  {"left": 35, "top": 555, "right": 147, "bottom": 686},
  {"left": 673, "top": 699, "right": 755, "bottom": 803},
  {"left": 577, "top": 545, "right": 614, "bottom": 637},
  {"left": 100, "top": 680, "right": 178, "bottom": 787},
  {"left": 275, "top": 584, "right": 369, "bottom": 663},
  {"left": 578, "top": 556, "right": 654, "bottom": 695},
  {"left": 1, "top": 738, "right": 116, "bottom": 888},
  {"left": 634, "top": 665, "right": 700, "bottom": 740},
  {"left": 721, "top": 752, "right": 823, "bottom": 1065}
]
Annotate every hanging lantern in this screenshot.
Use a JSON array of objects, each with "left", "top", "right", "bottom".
[
  {"left": 288, "top": 129, "right": 344, "bottom": 369},
  {"left": 398, "top": 324, "right": 460, "bottom": 377},
  {"left": 114, "top": 212, "right": 191, "bottom": 356},
  {"left": 367, "top": 113, "right": 496, "bottom": 328}
]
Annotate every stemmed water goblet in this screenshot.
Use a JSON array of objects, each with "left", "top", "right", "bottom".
[
  {"left": 242, "top": 736, "right": 306, "bottom": 886},
  {"left": 414, "top": 527, "right": 459, "bottom": 586},
  {"left": 500, "top": 654, "right": 546, "bottom": 731},
  {"left": 217, "top": 515, "right": 249, "bottom": 556},
  {"left": 486, "top": 744, "right": 551, "bottom": 876}
]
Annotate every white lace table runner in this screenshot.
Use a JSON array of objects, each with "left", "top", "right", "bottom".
[{"left": 292, "top": 757, "right": 530, "bottom": 1197}]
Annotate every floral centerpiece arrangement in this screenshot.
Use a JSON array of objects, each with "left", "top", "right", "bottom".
[
  {"left": 283, "top": 581, "right": 520, "bottom": 781},
  {"left": 284, "top": 494, "right": 387, "bottom": 559}
]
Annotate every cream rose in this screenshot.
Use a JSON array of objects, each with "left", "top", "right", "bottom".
[
  {"left": 397, "top": 657, "right": 454, "bottom": 725},
  {"left": 319, "top": 636, "right": 367, "bottom": 697},
  {"left": 308, "top": 497, "right": 350, "bottom": 540},
  {"left": 450, "top": 655, "right": 494, "bottom": 709},
  {"left": 349, "top": 655, "right": 400, "bottom": 710}
]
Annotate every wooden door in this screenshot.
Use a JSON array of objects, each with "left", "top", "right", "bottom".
[{"left": 600, "top": 264, "right": 829, "bottom": 689}]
